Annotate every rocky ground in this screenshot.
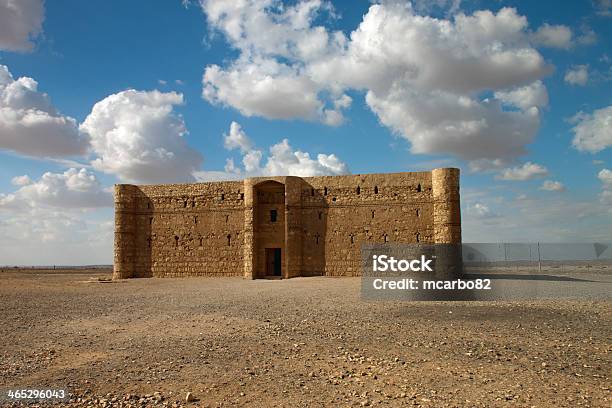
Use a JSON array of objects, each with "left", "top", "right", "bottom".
[{"left": 0, "top": 268, "right": 610, "bottom": 407}]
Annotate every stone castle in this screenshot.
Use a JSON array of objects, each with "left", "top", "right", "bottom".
[{"left": 113, "top": 168, "right": 461, "bottom": 279}]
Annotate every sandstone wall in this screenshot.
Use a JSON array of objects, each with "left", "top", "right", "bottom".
[{"left": 113, "top": 169, "right": 461, "bottom": 279}]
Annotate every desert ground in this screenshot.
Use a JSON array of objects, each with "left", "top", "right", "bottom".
[{"left": 0, "top": 268, "right": 610, "bottom": 407}]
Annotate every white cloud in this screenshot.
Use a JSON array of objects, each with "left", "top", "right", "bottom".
[
  {"left": 0, "top": 168, "right": 112, "bottom": 209},
  {"left": 462, "top": 191, "right": 611, "bottom": 242},
  {"left": 200, "top": 3, "right": 559, "bottom": 164},
  {"left": 570, "top": 105, "right": 612, "bottom": 153},
  {"left": 0, "top": 65, "right": 88, "bottom": 157},
  {"left": 80, "top": 89, "right": 203, "bottom": 184},
  {"left": 11, "top": 175, "right": 31, "bottom": 186},
  {"left": 494, "top": 80, "right": 548, "bottom": 110},
  {"left": 224, "top": 121, "right": 254, "bottom": 153},
  {"left": 195, "top": 121, "right": 348, "bottom": 181},
  {"left": 564, "top": 65, "right": 589, "bottom": 86},
  {"left": 466, "top": 202, "right": 498, "bottom": 219},
  {"left": 540, "top": 180, "right": 566, "bottom": 192},
  {"left": 201, "top": 0, "right": 350, "bottom": 125},
  {"left": 496, "top": 161, "right": 549, "bottom": 181},
  {"left": 531, "top": 23, "right": 573, "bottom": 49},
  {"left": 0, "top": 0, "right": 44, "bottom": 52},
  {"left": 598, "top": 168, "right": 612, "bottom": 187},
  {"left": 260, "top": 138, "right": 348, "bottom": 177},
  {"left": 0, "top": 207, "right": 113, "bottom": 265}
]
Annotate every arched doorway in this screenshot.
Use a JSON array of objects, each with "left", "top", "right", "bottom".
[{"left": 253, "top": 180, "right": 285, "bottom": 278}]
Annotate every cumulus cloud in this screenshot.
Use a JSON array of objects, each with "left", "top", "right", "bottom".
[
  {"left": 195, "top": 121, "right": 348, "bottom": 181},
  {"left": 540, "top": 180, "right": 566, "bottom": 192},
  {"left": 570, "top": 105, "right": 612, "bottom": 153},
  {"left": 531, "top": 23, "right": 573, "bottom": 49},
  {"left": 0, "top": 0, "right": 44, "bottom": 51},
  {"left": 11, "top": 175, "right": 32, "bottom": 186},
  {"left": 200, "top": 2, "right": 558, "bottom": 164},
  {"left": 80, "top": 89, "right": 203, "bottom": 184},
  {"left": 494, "top": 81, "right": 548, "bottom": 110},
  {"left": 224, "top": 121, "right": 254, "bottom": 153},
  {"left": 496, "top": 161, "right": 549, "bottom": 181},
  {"left": 201, "top": 0, "right": 351, "bottom": 125},
  {"left": 564, "top": 65, "right": 589, "bottom": 86},
  {"left": 0, "top": 168, "right": 112, "bottom": 209},
  {"left": 0, "top": 65, "right": 88, "bottom": 157},
  {"left": 598, "top": 168, "right": 612, "bottom": 187}
]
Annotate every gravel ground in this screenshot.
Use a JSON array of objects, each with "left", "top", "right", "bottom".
[{"left": 0, "top": 269, "right": 610, "bottom": 407}]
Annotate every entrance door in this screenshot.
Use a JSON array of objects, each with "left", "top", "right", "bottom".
[{"left": 265, "top": 248, "right": 282, "bottom": 276}]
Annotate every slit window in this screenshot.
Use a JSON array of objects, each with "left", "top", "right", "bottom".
[
  {"left": 240, "top": 193, "right": 244, "bottom": 200},
  {"left": 417, "top": 183, "right": 422, "bottom": 192},
  {"left": 311, "top": 188, "right": 314, "bottom": 196},
  {"left": 356, "top": 186, "right": 360, "bottom": 195},
  {"left": 270, "top": 209, "right": 278, "bottom": 222},
  {"left": 324, "top": 187, "right": 328, "bottom": 196},
  {"left": 227, "top": 234, "right": 231, "bottom": 246},
  {"left": 174, "top": 236, "right": 179, "bottom": 247},
  {"left": 221, "top": 193, "right": 225, "bottom": 201},
  {"left": 374, "top": 186, "right": 379, "bottom": 194}
]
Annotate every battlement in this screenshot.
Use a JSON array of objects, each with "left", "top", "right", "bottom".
[{"left": 113, "top": 169, "right": 461, "bottom": 279}]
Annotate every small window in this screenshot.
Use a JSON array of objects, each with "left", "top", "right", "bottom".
[
  {"left": 221, "top": 193, "right": 225, "bottom": 201},
  {"left": 192, "top": 200, "right": 195, "bottom": 208},
  {"left": 227, "top": 234, "right": 231, "bottom": 246},
  {"left": 417, "top": 183, "right": 422, "bottom": 192},
  {"left": 356, "top": 186, "right": 360, "bottom": 195},
  {"left": 270, "top": 209, "right": 278, "bottom": 222},
  {"left": 183, "top": 201, "right": 187, "bottom": 208},
  {"left": 324, "top": 187, "right": 328, "bottom": 196},
  {"left": 199, "top": 237, "right": 203, "bottom": 247},
  {"left": 174, "top": 236, "right": 179, "bottom": 247},
  {"left": 311, "top": 188, "right": 314, "bottom": 196},
  {"left": 147, "top": 202, "right": 150, "bottom": 209},
  {"left": 194, "top": 216, "right": 198, "bottom": 224},
  {"left": 240, "top": 193, "right": 244, "bottom": 200},
  {"left": 374, "top": 186, "right": 379, "bottom": 194}
]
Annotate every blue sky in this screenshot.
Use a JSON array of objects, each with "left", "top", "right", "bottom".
[{"left": 0, "top": 0, "right": 610, "bottom": 265}]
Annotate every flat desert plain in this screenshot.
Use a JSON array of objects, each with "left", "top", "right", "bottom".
[{"left": 0, "top": 268, "right": 610, "bottom": 407}]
